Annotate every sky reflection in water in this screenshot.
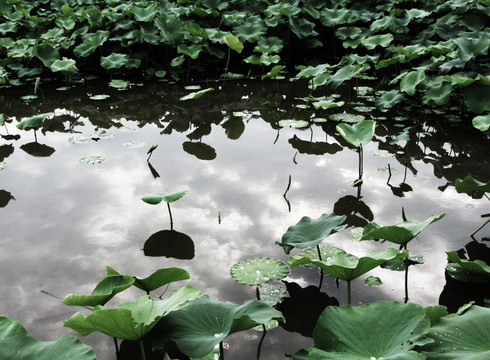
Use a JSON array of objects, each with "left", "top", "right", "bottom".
[{"left": 0, "top": 80, "right": 488, "bottom": 359}]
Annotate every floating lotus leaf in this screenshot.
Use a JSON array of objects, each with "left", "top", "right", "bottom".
[
  {"left": 88, "top": 94, "right": 110, "bottom": 100},
  {"left": 109, "top": 79, "right": 129, "bottom": 89},
  {"left": 141, "top": 190, "right": 188, "bottom": 205},
  {"left": 422, "top": 305, "right": 490, "bottom": 359},
  {"left": 0, "top": 316, "right": 96, "bottom": 360},
  {"left": 276, "top": 213, "right": 347, "bottom": 254},
  {"left": 180, "top": 88, "right": 214, "bottom": 101},
  {"left": 381, "top": 255, "right": 424, "bottom": 271},
  {"left": 400, "top": 69, "right": 425, "bottom": 96},
  {"left": 310, "top": 301, "right": 431, "bottom": 360},
  {"left": 63, "top": 275, "right": 135, "bottom": 306},
  {"left": 361, "top": 213, "right": 446, "bottom": 245},
  {"left": 16, "top": 112, "right": 53, "bottom": 130},
  {"left": 65, "top": 287, "right": 202, "bottom": 341},
  {"left": 336, "top": 120, "right": 376, "bottom": 147},
  {"left": 231, "top": 257, "right": 289, "bottom": 285},
  {"left": 258, "top": 283, "right": 286, "bottom": 306},
  {"left": 313, "top": 98, "right": 345, "bottom": 110},
  {"left": 455, "top": 176, "right": 490, "bottom": 199},
  {"left": 152, "top": 295, "right": 284, "bottom": 358},
  {"left": 122, "top": 140, "right": 146, "bottom": 149},
  {"left": 79, "top": 156, "right": 104, "bottom": 164},
  {"left": 445, "top": 251, "right": 490, "bottom": 283},
  {"left": 329, "top": 112, "right": 365, "bottom": 123},
  {"left": 278, "top": 119, "right": 309, "bottom": 128}
]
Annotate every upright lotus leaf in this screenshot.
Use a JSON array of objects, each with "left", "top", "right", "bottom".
[
  {"left": 463, "top": 83, "right": 490, "bottom": 113},
  {"left": 177, "top": 44, "right": 202, "bottom": 59},
  {"left": 422, "top": 305, "right": 490, "bottom": 359},
  {"left": 445, "top": 251, "right": 490, "bottom": 283},
  {"left": 132, "top": 3, "right": 158, "bottom": 22},
  {"left": 361, "top": 33, "right": 394, "bottom": 50},
  {"left": 63, "top": 275, "right": 135, "bottom": 306},
  {"left": 288, "top": 245, "right": 346, "bottom": 269},
  {"left": 152, "top": 295, "right": 284, "bottom": 358},
  {"left": 73, "top": 31, "right": 110, "bottom": 58},
  {"left": 310, "top": 301, "right": 431, "bottom": 360},
  {"left": 106, "top": 266, "right": 190, "bottom": 293},
  {"left": 327, "top": 64, "right": 366, "bottom": 88},
  {"left": 141, "top": 190, "right": 188, "bottom": 205},
  {"left": 361, "top": 213, "right": 446, "bottom": 245},
  {"left": 455, "top": 176, "right": 490, "bottom": 199},
  {"left": 234, "top": 17, "right": 266, "bottom": 43},
  {"left": 154, "top": 15, "right": 184, "bottom": 46},
  {"left": 276, "top": 213, "right": 347, "bottom": 254},
  {"left": 16, "top": 112, "right": 53, "bottom": 130},
  {"left": 223, "top": 35, "right": 243, "bottom": 53},
  {"left": 32, "top": 43, "right": 59, "bottom": 67},
  {"left": 400, "top": 69, "right": 426, "bottom": 96},
  {"left": 422, "top": 77, "right": 453, "bottom": 106},
  {"left": 0, "top": 316, "right": 96, "bottom": 360},
  {"left": 472, "top": 114, "right": 490, "bottom": 131},
  {"left": 453, "top": 37, "right": 490, "bottom": 61},
  {"left": 231, "top": 257, "right": 289, "bottom": 285},
  {"left": 336, "top": 120, "right": 376, "bottom": 148},
  {"left": 289, "top": 247, "right": 408, "bottom": 282},
  {"left": 100, "top": 53, "right": 131, "bottom": 70},
  {"left": 65, "top": 286, "right": 202, "bottom": 340},
  {"left": 50, "top": 58, "right": 78, "bottom": 73}
]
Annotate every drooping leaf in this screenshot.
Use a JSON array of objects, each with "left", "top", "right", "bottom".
[
  {"left": 152, "top": 295, "right": 284, "bottom": 358},
  {"left": 288, "top": 246, "right": 346, "bottom": 270},
  {"left": 73, "top": 31, "right": 110, "bottom": 58},
  {"left": 141, "top": 190, "right": 188, "bottom": 205},
  {"left": 422, "top": 305, "right": 490, "bottom": 359},
  {"left": 65, "top": 287, "right": 202, "bottom": 341},
  {"left": 231, "top": 257, "right": 289, "bottom": 286},
  {"left": 276, "top": 213, "right": 347, "bottom": 254},
  {"left": 455, "top": 176, "right": 490, "bottom": 199},
  {"left": 445, "top": 251, "right": 490, "bottom": 283},
  {"left": 361, "top": 213, "right": 446, "bottom": 245},
  {"left": 177, "top": 44, "right": 203, "bottom": 59},
  {"left": 63, "top": 275, "right": 135, "bottom": 306},
  {"left": 180, "top": 88, "right": 214, "bottom": 101},
  {"left": 310, "top": 301, "right": 431, "bottom": 359},
  {"left": 336, "top": 120, "right": 376, "bottom": 147},
  {"left": 0, "top": 316, "right": 96, "bottom": 360}
]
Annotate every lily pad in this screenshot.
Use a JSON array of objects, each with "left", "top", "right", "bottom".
[
  {"left": 278, "top": 119, "right": 310, "bottom": 128},
  {"left": 89, "top": 94, "right": 110, "bottom": 100},
  {"left": 329, "top": 113, "right": 365, "bottom": 123},
  {"left": 141, "top": 190, "right": 188, "bottom": 205},
  {"left": 276, "top": 213, "right": 347, "bottom": 254},
  {"left": 231, "top": 257, "right": 289, "bottom": 286},
  {"left": 80, "top": 156, "right": 105, "bottom": 164},
  {"left": 122, "top": 140, "right": 146, "bottom": 149}
]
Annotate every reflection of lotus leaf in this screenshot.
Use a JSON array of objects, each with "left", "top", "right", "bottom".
[
  {"left": 0, "top": 190, "right": 14, "bottom": 208},
  {"left": 231, "top": 257, "right": 289, "bottom": 286},
  {"left": 143, "top": 230, "right": 195, "bottom": 259},
  {"left": 182, "top": 141, "right": 216, "bottom": 160},
  {"left": 20, "top": 142, "right": 56, "bottom": 157},
  {"left": 79, "top": 156, "right": 104, "bottom": 164}
]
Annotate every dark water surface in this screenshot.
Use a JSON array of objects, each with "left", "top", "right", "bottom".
[{"left": 0, "top": 79, "right": 489, "bottom": 359}]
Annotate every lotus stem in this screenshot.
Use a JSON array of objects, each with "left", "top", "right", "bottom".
[
  {"left": 139, "top": 340, "right": 147, "bottom": 360},
  {"left": 256, "top": 329, "right": 267, "bottom": 359},
  {"left": 358, "top": 144, "right": 363, "bottom": 180},
  {"left": 317, "top": 245, "right": 324, "bottom": 289},
  {"left": 220, "top": 341, "right": 224, "bottom": 360},
  {"left": 113, "top": 337, "right": 119, "bottom": 358},
  {"left": 469, "top": 218, "right": 490, "bottom": 238},
  {"left": 404, "top": 261, "right": 409, "bottom": 303},
  {"left": 347, "top": 280, "right": 352, "bottom": 305},
  {"left": 167, "top": 203, "right": 174, "bottom": 230}
]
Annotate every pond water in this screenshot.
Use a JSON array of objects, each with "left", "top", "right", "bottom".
[{"left": 0, "top": 79, "right": 489, "bottom": 359}]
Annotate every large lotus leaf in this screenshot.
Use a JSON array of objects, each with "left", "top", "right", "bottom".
[
  {"left": 254, "top": 36, "right": 283, "bottom": 54},
  {"left": 422, "top": 77, "right": 453, "bottom": 106},
  {"left": 320, "top": 8, "right": 351, "bottom": 26},
  {"left": 445, "top": 251, "right": 490, "bottom": 283},
  {"left": 361, "top": 213, "right": 446, "bottom": 245},
  {"left": 422, "top": 305, "right": 490, "bottom": 359},
  {"left": 50, "top": 58, "right": 77, "bottom": 73},
  {"left": 327, "top": 64, "right": 366, "bottom": 89},
  {"left": 65, "top": 287, "right": 202, "bottom": 340},
  {"left": 32, "top": 43, "right": 59, "bottom": 67},
  {"left": 400, "top": 69, "right": 425, "bottom": 96},
  {"left": 132, "top": 2, "right": 157, "bottom": 22},
  {"left": 141, "top": 190, "right": 188, "bottom": 205},
  {"left": 234, "top": 17, "right": 267, "bottom": 43},
  {"left": 154, "top": 15, "right": 184, "bottom": 46},
  {"left": 0, "top": 316, "right": 96, "bottom": 360},
  {"left": 336, "top": 120, "right": 376, "bottom": 148},
  {"left": 276, "top": 213, "right": 347, "bottom": 254},
  {"left": 16, "top": 112, "right": 53, "bottom": 130},
  {"left": 223, "top": 35, "right": 243, "bottom": 53},
  {"left": 374, "top": 89, "right": 404, "bottom": 109},
  {"left": 290, "top": 248, "right": 408, "bottom": 282},
  {"left": 73, "top": 31, "right": 110, "bottom": 58},
  {"left": 177, "top": 44, "right": 202, "bottom": 59},
  {"left": 362, "top": 33, "right": 394, "bottom": 50},
  {"left": 453, "top": 37, "right": 490, "bottom": 61},
  {"left": 288, "top": 245, "right": 346, "bottom": 269},
  {"left": 310, "top": 301, "right": 431, "bottom": 360},
  {"left": 100, "top": 53, "right": 131, "bottom": 70},
  {"left": 455, "top": 176, "right": 490, "bottom": 199},
  {"left": 63, "top": 275, "right": 135, "bottom": 306},
  {"left": 463, "top": 83, "right": 490, "bottom": 113},
  {"left": 152, "top": 295, "right": 284, "bottom": 358},
  {"left": 231, "top": 257, "right": 289, "bottom": 285},
  {"left": 295, "top": 64, "right": 329, "bottom": 80},
  {"left": 106, "top": 266, "right": 190, "bottom": 292},
  {"left": 472, "top": 114, "right": 490, "bottom": 132}
]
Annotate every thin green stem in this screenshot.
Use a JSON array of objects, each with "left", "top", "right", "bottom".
[
  {"left": 139, "top": 340, "right": 147, "bottom": 360},
  {"left": 317, "top": 245, "right": 324, "bottom": 288},
  {"left": 220, "top": 341, "right": 225, "bottom": 360},
  {"left": 469, "top": 218, "right": 490, "bottom": 238},
  {"left": 347, "top": 281, "right": 351, "bottom": 305},
  {"left": 358, "top": 144, "right": 363, "bottom": 180},
  {"left": 167, "top": 203, "right": 174, "bottom": 230}
]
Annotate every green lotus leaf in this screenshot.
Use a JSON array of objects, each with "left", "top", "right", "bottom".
[
  {"left": 32, "top": 43, "right": 59, "bottom": 67},
  {"left": 329, "top": 113, "right": 365, "bottom": 123},
  {"left": 109, "top": 79, "right": 129, "bottom": 89},
  {"left": 88, "top": 94, "right": 110, "bottom": 100},
  {"left": 261, "top": 65, "right": 286, "bottom": 80},
  {"left": 422, "top": 77, "right": 453, "bottom": 106},
  {"left": 422, "top": 305, "right": 490, "bottom": 359},
  {"left": 336, "top": 120, "right": 376, "bottom": 147},
  {"left": 79, "top": 156, "right": 105, "bottom": 164},
  {"left": 258, "top": 283, "right": 286, "bottom": 306},
  {"left": 100, "top": 53, "right": 131, "bottom": 70},
  {"left": 180, "top": 88, "right": 214, "bottom": 101},
  {"left": 152, "top": 295, "right": 284, "bottom": 358},
  {"left": 132, "top": 2, "right": 157, "bottom": 22},
  {"left": 365, "top": 276, "right": 382, "bottom": 286},
  {"left": 0, "top": 316, "right": 96, "bottom": 360},
  {"left": 362, "top": 33, "right": 394, "bottom": 50},
  {"left": 234, "top": 17, "right": 266, "bottom": 43},
  {"left": 290, "top": 248, "right": 408, "bottom": 282},
  {"left": 289, "top": 245, "right": 346, "bottom": 269},
  {"left": 73, "top": 31, "right": 110, "bottom": 58},
  {"left": 154, "top": 15, "right": 184, "bottom": 46},
  {"left": 223, "top": 35, "right": 243, "bottom": 53},
  {"left": 472, "top": 114, "right": 490, "bottom": 132},
  {"left": 178, "top": 44, "right": 203, "bottom": 59},
  {"left": 424, "top": 305, "right": 449, "bottom": 326},
  {"left": 455, "top": 176, "right": 490, "bottom": 199},
  {"left": 328, "top": 64, "right": 366, "bottom": 88},
  {"left": 444, "top": 73, "right": 481, "bottom": 87},
  {"left": 400, "top": 69, "right": 425, "bottom": 96},
  {"left": 50, "top": 58, "right": 77, "bottom": 73},
  {"left": 278, "top": 119, "right": 309, "bottom": 128},
  {"left": 276, "top": 213, "right": 347, "bottom": 254},
  {"left": 65, "top": 287, "right": 202, "bottom": 340},
  {"left": 463, "top": 83, "right": 490, "bottom": 114},
  {"left": 231, "top": 257, "right": 289, "bottom": 285},
  {"left": 453, "top": 36, "right": 490, "bottom": 61},
  {"left": 141, "top": 190, "right": 188, "bottom": 205},
  {"left": 254, "top": 36, "right": 283, "bottom": 54},
  {"left": 310, "top": 301, "right": 431, "bottom": 360},
  {"left": 63, "top": 275, "right": 135, "bottom": 306},
  {"left": 361, "top": 213, "right": 446, "bottom": 245},
  {"left": 381, "top": 255, "right": 424, "bottom": 271},
  {"left": 106, "top": 266, "right": 190, "bottom": 293},
  {"left": 170, "top": 55, "right": 185, "bottom": 67},
  {"left": 374, "top": 89, "right": 404, "bottom": 109},
  {"left": 445, "top": 251, "right": 490, "bottom": 283},
  {"left": 320, "top": 7, "right": 351, "bottom": 26},
  {"left": 312, "top": 99, "right": 345, "bottom": 110},
  {"left": 16, "top": 112, "right": 53, "bottom": 130}
]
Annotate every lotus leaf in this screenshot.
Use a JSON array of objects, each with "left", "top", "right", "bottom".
[
  {"left": 141, "top": 190, "right": 188, "bottom": 205},
  {"left": 261, "top": 65, "right": 285, "bottom": 80},
  {"left": 73, "top": 31, "right": 110, "bottom": 58},
  {"left": 278, "top": 119, "right": 309, "bottom": 128},
  {"left": 445, "top": 251, "right": 490, "bottom": 283},
  {"left": 258, "top": 283, "right": 286, "bottom": 306},
  {"left": 16, "top": 112, "right": 53, "bottom": 130},
  {"left": 132, "top": 3, "right": 157, "bottom": 22},
  {"left": 329, "top": 113, "right": 365, "bottom": 123},
  {"left": 362, "top": 33, "right": 394, "bottom": 50},
  {"left": 472, "top": 114, "right": 490, "bottom": 131},
  {"left": 0, "top": 316, "right": 96, "bottom": 360},
  {"left": 223, "top": 35, "right": 243, "bottom": 53},
  {"left": 400, "top": 69, "right": 425, "bottom": 96},
  {"left": 154, "top": 15, "right": 184, "bottom": 46},
  {"left": 100, "top": 53, "right": 132, "bottom": 70},
  {"left": 361, "top": 213, "right": 446, "bottom": 245},
  {"left": 422, "top": 305, "right": 490, "bottom": 359},
  {"left": 152, "top": 295, "right": 284, "bottom": 358},
  {"left": 455, "top": 176, "right": 490, "bottom": 199},
  {"left": 336, "top": 120, "right": 376, "bottom": 148},
  {"left": 63, "top": 274, "right": 135, "bottom": 306},
  {"left": 288, "top": 245, "right": 346, "bottom": 269},
  {"left": 180, "top": 88, "right": 214, "bottom": 101},
  {"left": 178, "top": 44, "right": 202, "bottom": 59},
  {"left": 109, "top": 79, "right": 129, "bottom": 89},
  {"left": 276, "top": 213, "right": 347, "bottom": 254},
  {"left": 422, "top": 77, "right": 453, "bottom": 105},
  {"left": 50, "top": 58, "right": 77, "bottom": 73},
  {"left": 234, "top": 17, "right": 266, "bottom": 43},
  {"left": 183, "top": 141, "right": 216, "bottom": 160},
  {"left": 231, "top": 257, "right": 289, "bottom": 285},
  {"left": 328, "top": 64, "right": 366, "bottom": 88},
  {"left": 424, "top": 305, "right": 449, "bottom": 326},
  {"left": 463, "top": 83, "right": 490, "bottom": 113},
  {"left": 365, "top": 276, "right": 382, "bottom": 286},
  {"left": 310, "top": 301, "right": 431, "bottom": 360},
  {"left": 312, "top": 99, "right": 345, "bottom": 110},
  {"left": 453, "top": 36, "right": 490, "bottom": 61},
  {"left": 79, "top": 156, "right": 104, "bottom": 164},
  {"left": 32, "top": 43, "right": 59, "bottom": 67},
  {"left": 88, "top": 94, "right": 110, "bottom": 100},
  {"left": 64, "top": 287, "right": 202, "bottom": 340}
]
